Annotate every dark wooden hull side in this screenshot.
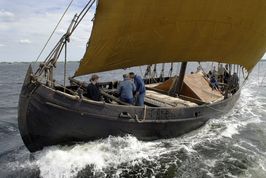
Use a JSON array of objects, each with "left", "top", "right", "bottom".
[{"left": 18, "top": 68, "right": 240, "bottom": 152}]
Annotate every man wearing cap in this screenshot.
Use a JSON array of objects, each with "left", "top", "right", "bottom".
[
  {"left": 86, "top": 74, "right": 101, "bottom": 101},
  {"left": 117, "top": 74, "right": 136, "bottom": 104}
]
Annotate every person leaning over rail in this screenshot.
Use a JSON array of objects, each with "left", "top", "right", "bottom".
[
  {"left": 117, "top": 74, "right": 136, "bottom": 104},
  {"left": 86, "top": 74, "right": 101, "bottom": 101},
  {"left": 129, "top": 72, "right": 146, "bottom": 106}
]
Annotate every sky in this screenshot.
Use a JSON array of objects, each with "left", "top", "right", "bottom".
[
  {"left": 0, "top": 0, "right": 95, "bottom": 62},
  {"left": 0, "top": 0, "right": 265, "bottom": 62}
]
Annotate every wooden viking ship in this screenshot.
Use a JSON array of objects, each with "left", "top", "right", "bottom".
[{"left": 18, "top": 0, "right": 266, "bottom": 152}]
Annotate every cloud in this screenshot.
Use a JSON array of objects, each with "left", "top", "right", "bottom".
[
  {"left": 56, "top": 29, "right": 66, "bottom": 35},
  {"left": 19, "top": 39, "right": 32, "bottom": 44},
  {"left": 0, "top": 9, "right": 15, "bottom": 18},
  {"left": 0, "top": 0, "right": 95, "bottom": 62},
  {"left": 71, "top": 36, "right": 87, "bottom": 43},
  {"left": 0, "top": 9, "right": 15, "bottom": 22}
]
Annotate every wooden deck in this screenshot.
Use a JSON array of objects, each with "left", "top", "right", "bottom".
[
  {"left": 145, "top": 90, "right": 198, "bottom": 107},
  {"left": 145, "top": 72, "right": 224, "bottom": 105}
]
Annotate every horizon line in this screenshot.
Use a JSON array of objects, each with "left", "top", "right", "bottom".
[{"left": 1, "top": 59, "right": 266, "bottom": 63}]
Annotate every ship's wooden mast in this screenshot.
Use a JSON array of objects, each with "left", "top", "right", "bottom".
[
  {"left": 34, "top": 0, "right": 96, "bottom": 86},
  {"left": 169, "top": 62, "right": 187, "bottom": 96}
]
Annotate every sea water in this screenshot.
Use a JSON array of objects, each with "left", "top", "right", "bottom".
[{"left": 0, "top": 61, "right": 266, "bottom": 178}]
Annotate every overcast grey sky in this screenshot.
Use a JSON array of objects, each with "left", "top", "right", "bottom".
[
  {"left": 0, "top": 0, "right": 265, "bottom": 62},
  {"left": 0, "top": 0, "right": 95, "bottom": 62}
]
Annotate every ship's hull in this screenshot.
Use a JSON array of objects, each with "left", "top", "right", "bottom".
[{"left": 18, "top": 66, "right": 240, "bottom": 152}]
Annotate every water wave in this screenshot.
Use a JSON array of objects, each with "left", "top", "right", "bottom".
[{"left": 4, "top": 70, "right": 266, "bottom": 178}]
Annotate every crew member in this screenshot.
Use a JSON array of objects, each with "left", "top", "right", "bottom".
[
  {"left": 117, "top": 74, "right": 136, "bottom": 104},
  {"left": 86, "top": 74, "right": 101, "bottom": 101},
  {"left": 129, "top": 72, "right": 146, "bottom": 106}
]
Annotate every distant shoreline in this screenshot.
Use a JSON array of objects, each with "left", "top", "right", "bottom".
[
  {"left": 1, "top": 59, "right": 265, "bottom": 64},
  {"left": 0, "top": 61, "right": 79, "bottom": 64}
]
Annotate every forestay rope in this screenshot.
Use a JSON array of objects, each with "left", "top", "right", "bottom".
[
  {"left": 34, "top": 0, "right": 95, "bottom": 90},
  {"left": 35, "top": 0, "right": 75, "bottom": 63}
]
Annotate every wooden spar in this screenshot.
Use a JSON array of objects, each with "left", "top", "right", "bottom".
[
  {"left": 179, "top": 95, "right": 207, "bottom": 105},
  {"left": 177, "top": 62, "right": 187, "bottom": 95},
  {"left": 100, "top": 90, "right": 130, "bottom": 105},
  {"left": 146, "top": 86, "right": 168, "bottom": 94},
  {"left": 69, "top": 77, "right": 129, "bottom": 105},
  {"left": 169, "top": 62, "right": 187, "bottom": 96}
]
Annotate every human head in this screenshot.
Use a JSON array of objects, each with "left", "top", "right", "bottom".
[
  {"left": 123, "top": 74, "right": 129, "bottom": 80},
  {"left": 129, "top": 72, "right": 135, "bottom": 79},
  {"left": 90, "top": 74, "right": 99, "bottom": 84}
]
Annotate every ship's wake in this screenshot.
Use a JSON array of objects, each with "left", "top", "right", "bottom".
[{"left": 4, "top": 78, "right": 266, "bottom": 178}]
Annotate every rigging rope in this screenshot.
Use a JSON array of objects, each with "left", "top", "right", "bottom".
[
  {"left": 160, "top": 63, "right": 165, "bottom": 80},
  {"left": 64, "top": 42, "right": 67, "bottom": 92},
  {"left": 197, "top": 62, "right": 207, "bottom": 76},
  {"left": 168, "top": 63, "right": 173, "bottom": 77},
  {"left": 70, "top": 0, "right": 95, "bottom": 36},
  {"left": 144, "top": 65, "right": 152, "bottom": 79},
  {"left": 152, "top": 64, "right": 157, "bottom": 78},
  {"left": 35, "top": 0, "right": 75, "bottom": 63},
  {"left": 139, "top": 66, "right": 144, "bottom": 78}
]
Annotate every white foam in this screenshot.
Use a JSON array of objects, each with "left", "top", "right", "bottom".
[
  {"left": 11, "top": 72, "right": 266, "bottom": 177},
  {"left": 204, "top": 159, "right": 216, "bottom": 168},
  {"left": 29, "top": 133, "right": 210, "bottom": 178},
  {"left": 33, "top": 136, "right": 168, "bottom": 178},
  {"left": 238, "top": 140, "right": 266, "bottom": 156},
  {"left": 220, "top": 123, "right": 239, "bottom": 138}
]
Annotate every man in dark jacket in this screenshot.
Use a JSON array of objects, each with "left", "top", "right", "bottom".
[
  {"left": 87, "top": 74, "right": 101, "bottom": 101},
  {"left": 129, "top": 72, "right": 146, "bottom": 106}
]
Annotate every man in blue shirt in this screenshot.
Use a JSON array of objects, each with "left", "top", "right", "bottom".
[
  {"left": 129, "top": 72, "right": 146, "bottom": 106},
  {"left": 117, "top": 74, "right": 136, "bottom": 104},
  {"left": 210, "top": 75, "right": 219, "bottom": 90}
]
